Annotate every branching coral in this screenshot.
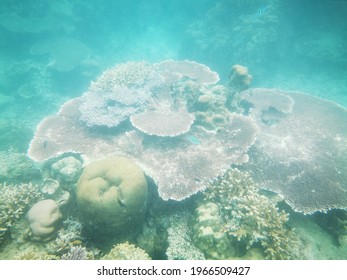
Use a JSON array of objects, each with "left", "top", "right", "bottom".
[
  {"left": 198, "top": 168, "right": 303, "bottom": 260},
  {"left": 46, "top": 218, "right": 85, "bottom": 257},
  {"left": 0, "top": 182, "right": 42, "bottom": 229},
  {"left": 61, "top": 246, "right": 91, "bottom": 260}
]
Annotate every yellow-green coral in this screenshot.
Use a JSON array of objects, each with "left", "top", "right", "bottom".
[
  {"left": 197, "top": 168, "right": 303, "bottom": 260},
  {"left": 101, "top": 242, "right": 151, "bottom": 260}
]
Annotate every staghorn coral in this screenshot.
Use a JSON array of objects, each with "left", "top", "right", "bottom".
[
  {"left": 239, "top": 88, "right": 347, "bottom": 214},
  {"left": 0, "top": 182, "right": 42, "bottom": 229},
  {"left": 199, "top": 168, "right": 303, "bottom": 260},
  {"left": 101, "top": 242, "right": 151, "bottom": 260},
  {"left": 46, "top": 217, "right": 86, "bottom": 257},
  {"left": 61, "top": 245, "right": 91, "bottom": 260},
  {"left": 166, "top": 210, "right": 205, "bottom": 260}
]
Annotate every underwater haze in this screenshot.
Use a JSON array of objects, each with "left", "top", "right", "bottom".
[{"left": 1, "top": 0, "right": 347, "bottom": 260}]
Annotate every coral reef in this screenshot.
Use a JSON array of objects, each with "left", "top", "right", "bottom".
[
  {"left": 51, "top": 156, "right": 82, "bottom": 183},
  {"left": 28, "top": 60, "right": 258, "bottom": 202},
  {"left": 130, "top": 107, "right": 195, "bottom": 137},
  {"left": 227, "top": 64, "right": 253, "bottom": 92},
  {"left": 45, "top": 217, "right": 87, "bottom": 257},
  {"left": 0, "top": 182, "right": 42, "bottom": 230},
  {"left": 156, "top": 60, "right": 219, "bottom": 85},
  {"left": 166, "top": 210, "right": 205, "bottom": 260},
  {"left": 101, "top": 242, "right": 151, "bottom": 260},
  {"left": 61, "top": 245, "right": 91, "bottom": 260},
  {"left": 27, "top": 199, "right": 63, "bottom": 242},
  {"left": 0, "top": 150, "right": 41, "bottom": 183},
  {"left": 192, "top": 202, "right": 235, "bottom": 259},
  {"left": 79, "top": 84, "right": 151, "bottom": 128},
  {"left": 14, "top": 250, "right": 58, "bottom": 260},
  {"left": 239, "top": 88, "right": 347, "bottom": 214},
  {"left": 195, "top": 168, "right": 303, "bottom": 259},
  {"left": 76, "top": 156, "right": 148, "bottom": 244},
  {"left": 89, "top": 61, "right": 157, "bottom": 90}
]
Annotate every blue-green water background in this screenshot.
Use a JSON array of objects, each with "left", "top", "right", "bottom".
[{"left": 0, "top": 0, "right": 346, "bottom": 152}]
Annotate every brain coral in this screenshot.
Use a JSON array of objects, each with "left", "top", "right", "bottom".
[{"left": 76, "top": 156, "right": 148, "bottom": 244}]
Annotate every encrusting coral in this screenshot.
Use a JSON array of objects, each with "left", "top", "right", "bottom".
[{"left": 194, "top": 168, "right": 304, "bottom": 260}]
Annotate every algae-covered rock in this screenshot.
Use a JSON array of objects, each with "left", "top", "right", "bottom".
[{"left": 76, "top": 156, "right": 148, "bottom": 243}]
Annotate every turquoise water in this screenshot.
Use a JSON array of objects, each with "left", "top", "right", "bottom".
[{"left": 1, "top": 0, "right": 347, "bottom": 260}]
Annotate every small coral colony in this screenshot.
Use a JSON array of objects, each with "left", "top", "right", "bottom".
[{"left": 1, "top": 61, "right": 347, "bottom": 260}]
